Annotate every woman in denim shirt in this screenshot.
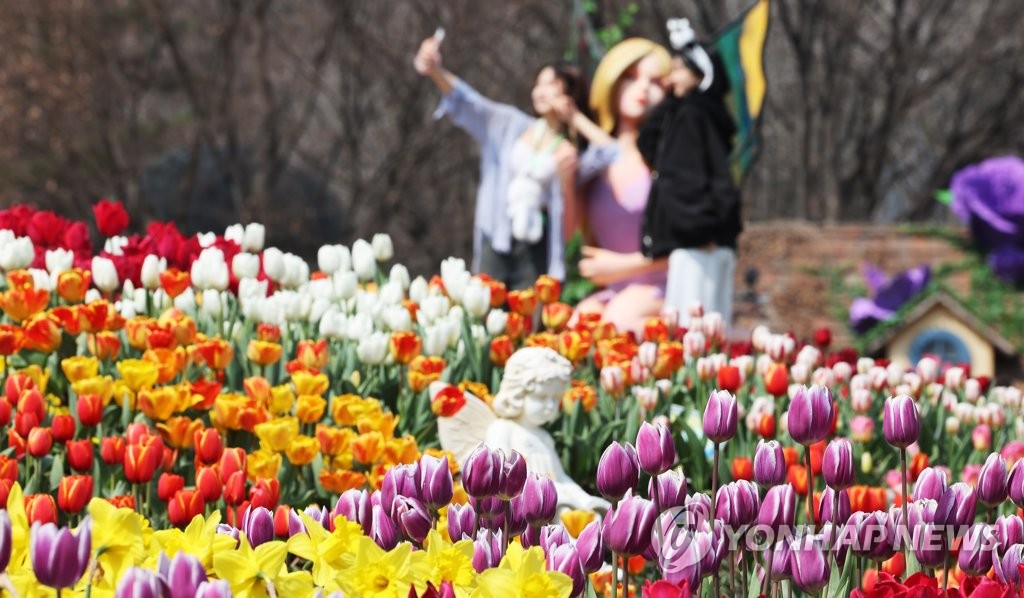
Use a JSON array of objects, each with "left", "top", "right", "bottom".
[{"left": 415, "top": 34, "right": 610, "bottom": 290}]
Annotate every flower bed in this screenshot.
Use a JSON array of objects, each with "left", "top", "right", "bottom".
[{"left": 0, "top": 203, "right": 1019, "bottom": 596}]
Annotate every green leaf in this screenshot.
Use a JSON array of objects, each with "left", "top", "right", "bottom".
[
  {"left": 48, "top": 453, "right": 64, "bottom": 492},
  {"left": 934, "top": 189, "right": 953, "bottom": 205}
]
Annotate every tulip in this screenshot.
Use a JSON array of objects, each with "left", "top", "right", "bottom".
[
  {"left": 370, "top": 503, "right": 399, "bottom": 550},
  {"left": 25, "top": 494, "right": 58, "bottom": 526},
  {"left": 603, "top": 494, "right": 657, "bottom": 557},
  {"left": 57, "top": 475, "right": 93, "bottom": 514},
  {"left": 959, "top": 523, "right": 996, "bottom": 576},
  {"left": 445, "top": 502, "right": 477, "bottom": 541},
  {"left": 758, "top": 484, "right": 796, "bottom": 530},
  {"left": 91, "top": 256, "right": 119, "bottom": 293},
  {"left": 517, "top": 473, "right": 558, "bottom": 527},
  {"left": 791, "top": 540, "right": 830, "bottom": 593},
  {"left": 649, "top": 470, "right": 688, "bottom": 511},
  {"left": 703, "top": 390, "right": 738, "bottom": 443},
  {"left": 116, "top": 567, "right": 170, "bottom": 598},
  {"left": 995, "top": 515, "right": 1024, "bottom": 552},
  {"left": 195, "top": 580, "right": 233, "bottom": 598},
  {"left": 754, "top": 440, "right": 787, "bottom": 488},
  {"left": 994, "top": 543, "right": 1024, "bottom": 585},
  {"left": 168, "top": 490, "right": 205, "bottom": 529},
  {"left": 472, "top": 529, "right": 504, "bottom": 573},
  {"left": 393, "top": 496, "right": 432, "bottom": 544},
  {"left": 788, "top": 385, "right": 834, "bottom": 446},
  {"left": 0, "top": 511, "right": 9, "bottom": 573},
  {"left": 65, "top": 439, "right": 94, "bottom": 473},
  {"left": 124, "top": 437, "right": 163, "bottom": 484},
  {"left": 883, "top": 395, "right": 920, "bottom": 449},
  {"left": 380, "top": 463, "right": 421, "bottom": 517},
  {"left": 596, "top": 442, "right": 640, "bottom": 501},
  {"left": 576, "top": 520, "right": 604, "bottom": 573},
  {"left": 1009, "top": 459, "right": 1024, "bottom": 508},
  {"left": 630, "top": 425, "right": 674, "bottom": 479},
  {"left": 195, "top": 466, "right": 223, "bottom": 502},
  {"left": 948, "top": 482, "right": 978, "bottom": 527},
  {"left": 417, "top": 454, "right": 454, "bottom": 511},
  {"left": 26, "top": 427, "right": 52, "bottom": 458},
  {"left": 547, "top": 543, "right": 586, "bottom": 597},
  {"left": 913, "top": 467, "right": 949, "bottom": 502},
  {"left": 159, "top": 551, "right": 208, "bottom": 598},
  {"left": 334, "top": 489, "right": 372, "bottom": 535},
  {"left": 497, "top": 450, "right": 527, "bottom": 500},
  {"left": 978, "top": 452, "right": 1009, "bottom": 508},
  {"left": 538, "top": 524, "right": 572, "bottom": 554},
  {"left": 193, "top": 428, "right": 223, "bottom": 465},
  {"left": 240, "top": 505, "right": 274, "bottom": 547},
  {"left": 822, "top": 438, "right": 854, "bottom": 490},
  {"left": 31, "top": 519, "right": 91, "bottom": 591},
  {"left": 715, "top": 481, "right": 759, "bottom": 527},
  {"left": 817, "top": 487, "right": 850, "bottom": 526}
]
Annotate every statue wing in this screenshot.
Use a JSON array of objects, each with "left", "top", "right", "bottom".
[{"left": 432, "top": 381, "right": 495, "bottom": 469}]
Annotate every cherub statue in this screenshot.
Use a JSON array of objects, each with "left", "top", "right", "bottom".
[{"left": 433, "top": 346, "right": 610, "bottom": 513}]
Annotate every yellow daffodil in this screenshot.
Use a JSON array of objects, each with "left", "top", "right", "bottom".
[
  {"left": 213, "top": 534, "right": 312, "bottom": 598},
  {"left": 286, "top": 512, "right": 362, "bottom": 590},
  {"left": 291, "top": 370, "right": 329, "bottom": 397},
  {"left": 339, "top": 536, "right": 431, "bottom": 598},
  {"left": 86, "top": 497, "right": 154, "bottom": 590},
  {"left": 152, "top": 511, "right": 236, "bottom": 569},
  {"left": 423, "top": 529, "right": 476, "bottom": 597},
  {"left": 6, "top": 483, "right": 29, "bottom": 573},
  {"left": 471, "top": 542, "right": 572, "bottom": 598}
]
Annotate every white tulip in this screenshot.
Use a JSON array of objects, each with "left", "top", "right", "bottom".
[
  {"left": 319, "top": 309, "right": 347, "bottom": 339},
  {"left": 198, "top": 232, "right": 217, "bottom": 248},
  {"left": 471, "top": 324, "right": 487, "bottom": 345},
  {"left": 103, "top": 236, "right": 128, "bottom": 256},
  {"left": 419, "top": 295, "right": 450, "bottom": 325},
  {"left": 191, "top": 248, "right": 229, "bottom": 291},
  {"left": 141, "top": 254, "right": 167, "bottom": 290},
  {"left": 318, "top": 245, "right": 343, "bottom": 274},
  {"left": 262, "top": 248, "right": 285, "bottom": 283},
  {"left": 280, "top": 254, "right": 310, "bottom": 289},
  {"left": 91, "top": 256, "right": 119, "bottom": 293},
  {"left": 355, "top": 290, "right": 380, "bottom": 318},
  {"left": 346, "top": 313, "right": 374, "bottom": 341},
  {"left": 384, "top": 305, "right": 412, "bottom": 332},
  {"left": 408, "top": 276, "right": 428, "bottom": 304},
  {"left": 85, "top": 288, "right": 103, "bottom": 305},
  {"left": 224, "top": 224, "right": 245, "bottom": 245},
  {"left": 307, "top": 278, "right": 334, "bottom": 302},
  {"left": 309, "top": 298, "right": 331, "bottom": 324},
  {"left": 334, "top": 271, "right": 358, "bottom": 300},
  {"left": 116, "top": 298, "right": 137, "bottom": 320},
  {"left": 29, "top": 269, "right": 54, "bottom": 292},
  {"left": 45, "top": 249, "right": 74, "bottom": 275},
  {"left": 151, "top": 289, "right": 171, "bottom": 312},
  {"left": 0, "top": 230, "right": 13, "bottom": 246},
  {"left": 243, "top": 223, "right": 266, "bottom": 253},
  {"left": 388, "top": 264, "right": 410, "bottom": 291},
  {"left": 422, "top": 325, "right": 448, "bottom": 356},
  {"left": 232, "top": 252, "right": 260, "bottom": 280},
  {"left": 372, "top": 233, "right": 394, "bottom": 262},
  {"left": 174, "top": 288, "right": 197, "bottom": 314},
  {"left": 379, "top": 281, "right": 404, "bottom": 306},
  {"left": 352, "top": 239, "right": 376, "bottom": 281},
  {"left": 357, "top": 332, "right": 390, "bottom": 365},
  {"left": 486, "top": 309, "right": 508, "bottom": 336},
  {"left": 200, "top": 289, "right": 223, "bottom": 318},
  {"left": 0, "top": 237, "right": 34, "bottom": 270},
  {"left": 237, "top": 278, "right": 268, "bottom": 302},
  {"left": 462, "top": 278, "right": 491, "bottom": 319}
]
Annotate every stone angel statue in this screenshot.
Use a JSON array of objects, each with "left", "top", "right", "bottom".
[{"left": 432, "top": 347, "right": 610, "bottom": 513}]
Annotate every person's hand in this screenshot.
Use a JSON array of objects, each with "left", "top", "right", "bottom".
[
  {"left": 579, "top": 246, "right": 635, "bottom": 286},
  {"left": 554, "top": 141, "right": 578, "bottom": 182},
  {"left": 414, "top": 36, "right": 443, "bottom": 76},
  {"left": 550, "top": 93, "right": 577, "bottom": 124}
]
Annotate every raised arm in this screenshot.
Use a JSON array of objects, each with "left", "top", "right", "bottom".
[{"left": 414, "top": 35, "right": 456, "bottom": 95}]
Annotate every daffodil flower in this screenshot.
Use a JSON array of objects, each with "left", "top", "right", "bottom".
[
  {"left": 471, "top": 542, "right": 572, "bottom": 598},
  {"left": 286, "top": 512, "right": 362, "bottom": 590}
]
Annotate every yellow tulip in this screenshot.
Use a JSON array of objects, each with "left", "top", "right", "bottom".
[
  {"left": 285, "top": 435, "right": 320, "bottom": 466},
  {"left": 254, "top": 417, "right": 298, "bottom": 452},
  {"left": 116, "top": 359, "right": 159, "bottom": 392},
  {"left": 72, "top": 375, "right": 115, "bottom": 406},
  {"left": 295, "top": 395, "right": 326, "bottom": 424},
  {"left": 269, "top": 384, "right": 296, "bottom": 415},
  {"left": 60, "top": 356, "right": 99, "bottom": 384},
  {"left": 247, "top": 447, "right": 282, "bottom": 481},
  {"left": 292, "top": 370, "right": 329, "bottom": 397},
  {"left": 559, "top": 510, "right": 596, "bottom": 539}
]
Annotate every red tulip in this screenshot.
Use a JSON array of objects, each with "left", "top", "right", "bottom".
[
  {"left": 14, "top": 411, "right": 40, "bottom": 439},
  {"left": 249, "top": 478, "right": 280, "bottom": 510},
  {"left": 195, "top": 466, "right": 223, "bottom": 503},
  {"left": 158, "top": 473, "right": 185, "bottom": 502},
  {"left": 193, "top": 428, "right": 223, "bottom": 465},
  {"left": 25, "top": 494, "right": 58, "bottom": 525},
  {"left": 100, "top": 436, "right": 125, "bottom": 465},
  {"left": 76, "top": 394, "right": 104, "bottom": 427},
  {"left": 26, "top": 427, "right": 52, "bottom": 458},
  {"left": 66, "top": 439, "right": 94, "bottom": 472},
  {"left": 123, "top": 437, "right": 162, "bottom": 484},
  {"left": 168, "top": 489, "right": 205, "bottom": 528},
  {"left": 51, "top": 414, "right": 75, "bottom": 443},
  {"left": 223, "top": 471, "right": 246, "bottom": 506},
  {"left": 92, "top": 199, "right": 130, "bottom": 238},
  {"left": 58, "top": 475, "right": 94, "bottom": 513},
  {"left": 219, "top": 448, "right": 246, "bottom": 480}
]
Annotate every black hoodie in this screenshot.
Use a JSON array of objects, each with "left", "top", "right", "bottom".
[{"left": 636, "top": 91, "right": 743, "bottom": 258}]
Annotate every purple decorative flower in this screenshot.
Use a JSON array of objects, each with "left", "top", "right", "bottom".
[
  {"left": 31, "top": 519, "right": 92, "bottom": 591},
  {"left": 913, "top": 467, "right": 949, "bottom": 502},
  {"left": 472, "top": 529, "right": 504, "bottom": 573},
  {"left": 393, "top": 496, "right": 432, "bottom": 544},
  {"left": 115, "top": 567, "right": 169, "bottom": 598},
  {"left": 994, "top": 543, "right": 1024, "bottom": 585},
  {"left": 883, "top": 395, "right": 920, "bottom": 449},
  {"left": 1009, "top": 458, "right": 1024, "bottom": 508},
  {"left": 948, "top": 483, "right": 978, "bottom": 527},
  {"left": 978, "top": 453, "right": 1009, "bottom": 507},
  {"left": 822, "top": 438, "right": 854, "bottom": 490},
  {"left": 497, "top": 450, "right": 528, "bottom": 500},
  {"left": 770, "top": 538, "right": 793, "bottom": 580},
  {"left": 715, "top": 481, "right": 759, "bottom": 528},
  {"left": 596, "top": 442, "right": 639, "bottom": 501},
  {"left": 791, "top": 539, "right": 830, "bottom": 593},
  {"left": 788, "top": 385, "right": 834, "bottom": 446},
  {"left": 0, "top": 511, "right": 10, "bottom": 573},
  {"left": 159, "top": 551, "right": 208, "bottom": 598},
  {"left": 538, "top": 524, "right": 572, "bottom": 554},
  {"left": 445, "top": 502, "right": 477, "bottom": 541},
  {"left": 817, "top": 487, "right": 851, "bottom": 526},
  {"left": 754, "top": 439, "right": 787, "bottom": 488},
  {"left": 370, "top": 504, "right": 399, "bottom": 550},
  {"left": 702, "top": 390, "right": 738, "bottom": 444},
  {"left": 195, "top": 580, "right": 233, "bottom": 598},
  {"left": 303, "top": 505, "right": 332, "bottom": 530},
  {"left": 240, "top": 505, "right": 274, "bottom": 548},
  {"left": 850, "top": 264, "right": 931, "bottom": 332},
  {"left": 950, "top": 156, "right": 1024, "bottom": 251},
  {"left": 381, "top": 463, "right": 421, "bottom": 517},
  {"left": 636, "top": 422, "right": 677, "bottom": 476},
  {"left": 516, "top": 473, "right": 558, "bottom": 527},
  {"left": 602, "top": 495, "right": 657, "bottom": 557},
  {"left": 995, "top": 515, "right": 1023, "bottom": 552}
]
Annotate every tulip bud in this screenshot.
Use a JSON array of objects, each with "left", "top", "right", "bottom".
[
  {"left": 791, "top": 540, "right": 830, "bottom": 593},
  {"left": 758, "top": 484, "right": 796, "bottom": 530},
  {"left": 463, "top": 445, "right": 502, "bottom": 499},
  {"left": 602, "top": 495, "right": 656, "bottom": 557},
  {"left": 496, "top": 450, "right": 527, "bottom": 501},
  {"left": 817, "top": 487, "right": 850, "bottom": 526},
  {"left": 702, "top": 390, "right": 737, "bottom": 444},
  {"left": 576, "top": 520, "right": 604, "bottom": 573},
  {"left": 91, "top": 256, "right": 119, "bottom": 293},
  {"left": 334, "top": 489, "right": 372, "bottom": 535},
  {"left": 1009, "top": 459, "right": 1024, "bottom": 508},
  {"left": 547, "top": 543, "right": 585, "bottom": 597},
  {"left": 370, "top": 503, "right": 399, "bottom": 550},
  {"left": 116, "top": 567, "right": 171, "bottom": 598},
  {"left": 754, "top": 440, "right": 787, "bottom": 488},
  {"left": 978, "top": 453, "right": 1009, "bottom": 507},
  {"left": 995, "top": 515, "right": 1024, "bottom": 552},
  {"left": 959, "top": 523, "right": 996, "bottom": 576},
  {"left": 419, "top": 454, "right": 454, "bottom": 511},
  {"left": 380, "top": 464, "right": 421, "bottom": 518},
  {"left": 516, "top": 473, "right": 557, "bottom": 527},
  {"left": 788, "top": 385, "right": 834, "bottom": 446},
  {"left": 649, "top": 469, "right": 688, "bottom": 511},
  {"left": 912, "top": 467, "right": 948, "bottom": 502},
  {"left": 472, "top": 529, "right": 504, "bottom": 573},
  {"left": 240, "top": 505, "right": 275, "bottom": 547},
  {"left": 883, "top": 395, "right": 920, "bottom": 449},
  {"left": 596, "top": 442, "right": 640, "bottom": 501},
  {"left": 822, "top": 438, "right": 854, "bottom": 490},
  {"left": 393, "top": 496, "right": 432, "bottom": 544},
  {"left": 636, "top": 422, "right": 677, "bottom": 476},
  {"left": 27, "top": 427, "right": 52, "bottom": 458}
]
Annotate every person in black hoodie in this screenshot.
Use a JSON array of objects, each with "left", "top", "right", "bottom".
[{"left": 579, "top": 19, "right": 742, "bottom": 326}]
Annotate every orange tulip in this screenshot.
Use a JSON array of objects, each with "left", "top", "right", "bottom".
[
  {"left": 653, "top": 342, "right": 685, "bottom": 379},
  {"left": 319, "top": 469, "right": 367, "bottom": 495},
  {"left": 256, "top": 324, "right": 282, "bottom": 343},
  {"left": 160, "top": 309, "right": 197, "bottom": 346},
  {"left": 143, "top": 347, "right": 186, "bottom": 384},
  {"left": 56, "top": 269, "right": 91, "bottom": 303},
  {"left": 188, "top": 379, "right": 222, "bottom": 411},
  {"left": 77, "top": 301, "right": 111, "bottom": 334},
  {"left": 431, "top": 385, "right": 466, "bottom": 417},
  {"left": 505, "top": 312, "right": 530, "bottom": 340},
  {"left": 158, "top": 472, "right": 186, "bottom": 502},
  {"left": 534, "top": 275, "right": 561, "bottom": 304},
  {"left": 0, "top": 324, "right": 23, "bottom": 356},
  {"left": 0, "top": 286, "right": 50, "bottom": 322},
  {"left": 293, "top": 339, "right": 329, "bottom": 372},
  {"left": 764, "top": 363, "right": 789, "bottom": 397},
  {"left": 642, "top": 318, "right": 670, "bottom": 343},
  {"left": 168, "top": 489, "right": 205, "bottom": 528},
  {"left": 408, "top": 355, "right": 445, "bottom": 393},
  {"left": 144, "top": 323, "right": 177, "bottom": 350},
  {"left": 507, "top": 289, "right": 537, "bottom": 316},
  {"left": 541, "top": 303, "right": 573, "bottom": 332},
  {"left": 351, "top": 432, "right": 385, "bottom": 465},
  {"left": 285, "top": 435, "right": 320, "bottom": 466},
  {"left": 479, "top": 275, "right": 507, "bottom": 307},
  {"left": 87, "top": 331, "right": 121, "bottom": 361},
  {"left": 107, "top": 495, "right": 135, "bottom": 510},
  {"left": 21, "top": 313, "right": 62, "bottom": 353},
  {"left": 159, "top": 268, "right": 191, "bottom": 299},
  {"left": 219, "top": 447, "right": 248, "bottom": 480},
  {"left": 557, "top": 330, "right": 591, "bottom": 363},
  {"left": 561, "top": 380, "right": 597, "bottom": 413},
  {"left": 243, "top": 376, "right": 272, "bottom": 405},
  {"left": 156, "top": 416, "right": 204, "bottom": 449},
  {"left": 246, "top": 340, "right": 282, "bottom": 366},
  {"left": 125, "top": 317, "right": 157, "bottom": 350},
  {"left": 389, "top": 331, "right": 421, "bottom": 365},
  {"left": 315, "top": 425, "right": 352, "bottom": 457},
  {"left": 191, "top": 337, "right": 234, "bottom": 370},
  {"left": 489, "top": 335, "right": 514, "bottom": 367},
  {"left": 526, "top": 332, "right": 559, "bottom": 352},
  {"left": 732, "top": 457, "right": 754, "bottom": 481},
  {"left": 57, "top": 475, "right": 94, "bottom": 513},
  {"left": 295, "top": 395, "right": 327, "bottom": 424},
  {"left": 223, "top": 470, "right": 246, "bottom": 505}
]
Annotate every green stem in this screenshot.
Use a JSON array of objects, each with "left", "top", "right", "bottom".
[{"left": 900, "top": 448, "right": 909, "bottom": 563}]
